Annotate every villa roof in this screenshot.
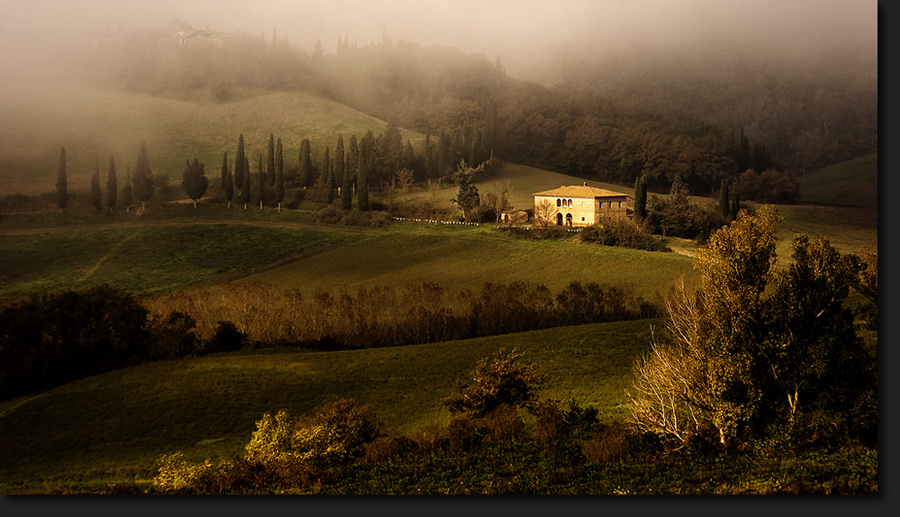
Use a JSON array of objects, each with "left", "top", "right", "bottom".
[{"left": 533, "top": 185, "right": 630, "bottom": 198}]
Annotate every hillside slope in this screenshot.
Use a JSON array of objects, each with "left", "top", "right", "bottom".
[
  {"left": 0, "top": 85, "right": 421, "bottom": 194},
  {"left": 797, "top": 153, "right": 877, "bottom": 209},
  {"left": 0, "top": 319, "right": 657, "bottom": 484}
]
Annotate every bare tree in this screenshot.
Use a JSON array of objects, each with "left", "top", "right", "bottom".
[{"left": 533, "top": 199, "right": 558, "bottom": 228}]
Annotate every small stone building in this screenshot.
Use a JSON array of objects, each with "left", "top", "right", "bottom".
[
  {"left": 500, "top": 209, "right": 529, "bottom": 225},
  {"left": 533, "top": 184, "right": 633, "bottom": 227}
]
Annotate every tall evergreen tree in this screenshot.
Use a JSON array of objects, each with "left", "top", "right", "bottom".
[
  {"left": 323, "top": 146, "right": 334, "bottom": 204},
  {"left": 123, "top": 168, "right": 133, "bottom": 212},
  {"left": 451, "top": 159, "right": 480, "bottom": 222},
  {"left": 718, "top": 179, "right": 731, "bottom": 219},
  {"left": 633, "top": 174, "right": 648, "bottom": 223},
  {"left": 358, "top": 131, "right": 372, "bottom": 211},
  {"left": 182, "top": 158, "right": 208, "bottom": 208},
  {"left": 241, "top": 156, "right": 251, "bottom": 209},
  {"left": 90, "top": 159, "right": 102, "bottom": 212},
  {"left": 221, "top": 152, "right": 233, "bottom": 208},
  {"left": 106, "top": 156, "right": 117, "bottom": 211},
  {"left": 334, "top": 134, "right": 345, "bottom": 199},
  {"left": 424, "top": 130, "right": 433, "bottom": 179},
  {"left": 257, "top": 153, "right": 265, "bottom": 208},
  {"left": 266, "top": 133, "right": 276, "bottom": 187},
  {"left": 132, "top": 140, "right": 155, "bottom": 211},
  {"left": 275, "top": 137, "right": 284, "bottom": 211},
  {"left": 235, "top": 134, "right": 245, "bottom": 190},
  {"left": 298, "top": 138, "right": 313, "bottom": 188},
  {"left": 56, "top": 146, "right": 67, "bottom": 211}
]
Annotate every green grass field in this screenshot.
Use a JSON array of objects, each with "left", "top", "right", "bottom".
[
  {"left": 798, "top": 153, "right": 877, "bottom": 209},
  {"left": 0, "top": 84, "right": 422, "bottom": 194},
  {"left": 0, "top": 318, "right": 658, "bottom": 486}
]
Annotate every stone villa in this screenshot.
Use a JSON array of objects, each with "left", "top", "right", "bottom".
[{"left": 533, "top": 184, "right": 633, "bottom": 227}]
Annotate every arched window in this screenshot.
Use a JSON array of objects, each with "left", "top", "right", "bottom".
[
  {"left": 556, "top": 213, "right": 563, "bottom": 226},
  {"left": 556, "top": 198, "right": 561, "bottom": 207},
  {"left": 565, "top": 213, "right": 573, "bottom": 226},
  {"left": 567, "top": 199, "right": 573, "bottom": 207}
]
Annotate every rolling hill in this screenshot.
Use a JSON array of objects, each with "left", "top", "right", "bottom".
[
  {"left": 797, "top": 153, "right": 877, "bottom": 209},
  {"left": 0, "top": 84, "right": 422, "bottom": 195}
]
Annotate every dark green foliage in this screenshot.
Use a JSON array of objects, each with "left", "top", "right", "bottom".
[
  {"left": 633, "top": 174, "right": 647, "bottom": 222},
  {"left": 132, "top": 140, "right": 155, "bottom": 209},
  {"left": 181, "top": 158, "right": 209, "bottom": 207},
  {"left": 646, "top": 185, "right": 726, "bottom": 241},
  {"left": 122, "top": 169, "right": 133, "bottom": 211},
  {"left": 450, "top": 160, "right": 480, "bottom": 222},
  {"left": 357, "top": 131, "right": 373, "bottom": 210},
  {"left": 90, "top": 159, "right": 102, "bottom": 212},
  {"left": 274, "top": 138, "right": 284, "bottom": 209},
  {"left": 0, "top": 284, "right": 149, "bottom": 399},
  {"left": 240, "top": 156, "right": 251, "bottom": 207},
  {"left": 718, "top": 179, "right": 730, "bottom": 218},
  {"left": 266, "top": 133, "right": 276, "bottom": 187},
  {"left": 442, "top": 348, "right": 545, "bottom": 417},
  {"left": 221, "top": 152, "right": 233, "bottom": 207},
  {"left": 106, "top": 156, "right": 117, "bottom": 210},
  {"left": 146, "top": 311, "right": 200, "bottom": 361},
  {"left": 203, "top": 321, "right": 247, "bottom": 354},
  {"left": 234, "top": 134, "right": 245, "bottom": 190},
  {"left": 580, "top": 222, "right": 669, "bottom": 252},
  {"left": 735, "top": 168, "right": 800, "bottom": 204},
  {"left": 342, "top": 135, "right": 355, "bottom": 210},
  {"left": 298, "top": 138, "right": 313, "bottom": 188},
  {"left": 323, "top": 146, "right": 334, "bottom": 204},
  {"left": 56, "top": 146, "right": 67, "bottom": 210}
]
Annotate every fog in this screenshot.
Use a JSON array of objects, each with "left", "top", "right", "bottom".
[{"left": 0, "top": 0, "right": 878, "bottom": 86}]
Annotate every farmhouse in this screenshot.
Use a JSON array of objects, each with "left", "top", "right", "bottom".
[{"left": 534, "top": 184, "right": 633, "bottom": 227}]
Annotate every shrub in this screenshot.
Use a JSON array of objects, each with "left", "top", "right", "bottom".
[
  {"left": 442, "top": 348, "right": 545, "bottom": 417},
  {"left": 479, "top": 404, "right": 525, "bottom": 443}
]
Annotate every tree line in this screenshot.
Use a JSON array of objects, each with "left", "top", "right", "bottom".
[{"left": 0, "top": 279, "right": 658, "bottom": 400}]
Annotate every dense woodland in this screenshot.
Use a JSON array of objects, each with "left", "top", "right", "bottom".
[{"left": 72, "top": 25, "right": 877, "bottom": 198}]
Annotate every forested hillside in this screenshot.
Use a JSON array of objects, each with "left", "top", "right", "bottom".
[{"left": 59, "top": 24, "right": 876, "bottom": 199}]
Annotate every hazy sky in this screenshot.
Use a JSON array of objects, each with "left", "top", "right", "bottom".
[{"left": 0, "top": 0, "right": 879, "bottom": 84}]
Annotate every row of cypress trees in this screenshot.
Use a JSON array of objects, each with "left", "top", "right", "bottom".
[{"left": 58, "top": 142, "right": 152, "bottom": 213}]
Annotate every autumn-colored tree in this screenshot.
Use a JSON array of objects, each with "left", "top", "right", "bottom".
[{"left": 442, "top": 348, "right": 545, "bottom": 417}]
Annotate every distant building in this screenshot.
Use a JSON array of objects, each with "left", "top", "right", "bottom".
[
  {"left": 533, "top": 183, "right": 633, "bottom": 227},
  {"left": 500, "top": 209, "right": 528, "bottom": 225}
]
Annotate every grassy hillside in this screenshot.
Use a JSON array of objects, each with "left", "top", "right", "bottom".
[
  {"left": 243, "top": 221, "right": 693, "bottom": 299},
  {"left": 797, "top": 153, "right": 877, "bottom": 209},
  {"left": 0, "top": 318, "right": 658, "bottom": 485},
  {"left": 0, "top": 84, "right": 422, "bottom": 194}
]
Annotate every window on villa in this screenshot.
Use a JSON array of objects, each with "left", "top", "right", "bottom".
[{"left": 556, "top": 198, "right": 561, "bottom": 207}]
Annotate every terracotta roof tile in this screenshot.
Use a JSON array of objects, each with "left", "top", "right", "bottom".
[{"left": 533, "top": 185, "right": 630, "bottom": 198}]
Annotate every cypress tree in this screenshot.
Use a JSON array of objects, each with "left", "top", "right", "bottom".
[
  {"left": 424, "top": 130, "right": 433, "bottom": 179},
  {"left": 56, "top": 146, "right": 67, "bottom": 211},
  {"left": 235, "top": 134, "right": 245, "bottom": 190},
  {"left": 275, "top": 137, "right": 284, "bottom": 211},
  {"left": 334, "top": 134, "right": 345, "bottom": 195},
  {"left": 132, "top": 140, "right": 155, "bottom": 211},
  {"left": 633, "top": 174, "right": 648, "bottom": 223},
  {"left": 324, "top": 146, "right": 334, "bottom": 204},
  {"left": 298, "top": 138, "right": 312, "bottom": 188},
  {"left": 257, "top": 153, "right": 264, "bottom": 209},
  {"left": 718, "top": 179, "right": 731, "bottom": 218},
  {"left": 267, "top": 133, "right": 275, "bottom": 187},
  {"left": 90, "top": 159, "right": 102, "bottom": 212},
  {"left": 221, "top": 152, "right": 233, "bottom": 208},
  {"left": 123, "top": 168, "right": 133, "bottom": 212},
  {"left": 345, "top": 134, "right": 359, "bottom": 209},
  {"left": 241, "top": 156, "right": 251, "bottom": 209},
  {"left": 106, "top": 156, "right": 117, "bottom": 211},
  {"left": 358, "top": 132, "right": 371, "bottom": 211}
]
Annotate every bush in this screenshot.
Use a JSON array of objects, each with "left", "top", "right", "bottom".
[
  {"left": 580, "top": 221, "right": 670, "bottom": 251},
  {"left": 442, "top": 348, "right": 545, "bottom": 417}
]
